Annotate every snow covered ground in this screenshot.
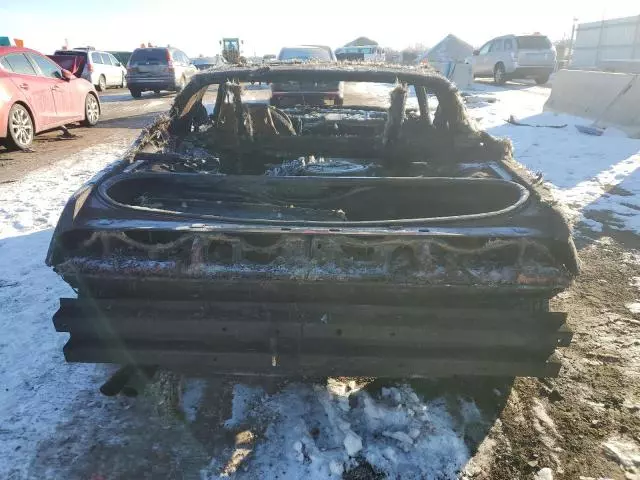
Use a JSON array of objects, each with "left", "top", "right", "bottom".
[
  {"left": 199, "top": 381, "right": 478, "bottom": 479},
  {"left": 0, "top": 140, "right": 131, "bottom": 479},
  {"left": 1, "top": 81, "right": 639, "bottom": 479},
  {"left": 468, "top": 83, "right": 640, "bottom": 235}
]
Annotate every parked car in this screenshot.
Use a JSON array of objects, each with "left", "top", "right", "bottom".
[
  {"left": 54, "top": 48, "right": 127, "bottom": 91},
  {"left": 271, "top": 45, "right": 343, "bottom": 106},
  {"left": 470, "top": 34, "right": 556, "bottom": 85},
  {"left": 191, "top": 55, "right": 226, "bottom": 71},
  {"left": 277, "top": 45, "right": 336, "bottom": 62},
  {"left": 125, "top": 47, "right": 197, "bottom": 98},
  {"left": 108, "top": 51, "right": 132, "bottom": 70},
  {"left": 0, "top": 46, "right": 100, "bottom": 150}
]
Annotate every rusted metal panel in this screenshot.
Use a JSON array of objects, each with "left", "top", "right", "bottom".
[
  {"left": 54, "top": 297, "right": 570, "bottom": 378},
  {"left": 62, "top": 340, "right": 563, "bottom": 378}
]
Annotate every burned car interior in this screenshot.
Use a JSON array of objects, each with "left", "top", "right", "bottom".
[{"left": 47, "top": 64, "right": 579, "bottom": 384}]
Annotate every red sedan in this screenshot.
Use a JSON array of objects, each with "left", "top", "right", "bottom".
[{"left": 0, "top": 46, "right": 100, "bottom": 150}]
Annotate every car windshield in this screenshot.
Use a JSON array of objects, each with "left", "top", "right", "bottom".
[
  {"left": 278, "top": 47, "right": 332, "bottom": 61},
  {"left": 516, "top": 36, "right": 552, "bottom": 49},
  {"left": 129, "top": 48, "right": 168, "bottom": 65}
]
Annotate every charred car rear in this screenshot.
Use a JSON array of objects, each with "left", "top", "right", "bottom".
[{"left": 47, "top": 64, "right": 578, "bottom": 386}]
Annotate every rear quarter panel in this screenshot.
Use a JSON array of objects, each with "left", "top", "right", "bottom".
[
  {"left": 0, "top": 74, "right": 31, "bottom": 138},
  {"left": 70, "top": 77, "right": 98, "bottom": 119}
]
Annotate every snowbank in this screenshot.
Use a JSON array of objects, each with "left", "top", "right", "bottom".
[{"left": 468, "top": 83, "right": 640, "bottom": 234}]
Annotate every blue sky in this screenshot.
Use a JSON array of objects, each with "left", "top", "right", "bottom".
[{"left": 2, "top": 0, "right": 638, "bottom": 57}]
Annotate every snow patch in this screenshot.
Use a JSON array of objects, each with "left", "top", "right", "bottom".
[
  {"left": 223, "top": 384, "right": 264, "bottom": 428},
  {"left": 343, "top": 430, "right": 363, "bottom": 456},
  {"left": 181, "top": 378, "right": 207, "bottom": 423},
  {"left": 626, "top": 303, "right": 640, "bottom": 314},
  {"left": 203, "top": 381, "right": 471, "bottom": 479},
  {"left": 329, "top": 460, "right": 344, "bottom": 476},
  {"left": 603, "top": 438, "right": 640, "bottom": 475},
  {"left": 534, "top": 467, "right": 555, "bottom": 480},
  {"left": 475, "top": 82, "right": 640, "bottom": 234},
  {"left": 0, "top": 140, "right": 129, "bottom": 479},
  {"left": 0, "top": 140, "right": 129, "bottom": 239}
]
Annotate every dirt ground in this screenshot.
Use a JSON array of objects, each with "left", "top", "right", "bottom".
[{"left": 478, "top": 227, "right": 640, "bottom": 480}]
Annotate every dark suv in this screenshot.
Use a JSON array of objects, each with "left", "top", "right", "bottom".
[
  {"left": 125, "top": 47, "right": 197, "bottom": 98},
  {"left": 270, "top": 45, "right": 344, "bottom": 107}
]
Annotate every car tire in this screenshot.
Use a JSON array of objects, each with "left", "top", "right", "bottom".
[
  {"left": 130, "top": 89, "right": 142, "bottom": 99},
  {"left": 493, "top": 63, "right": 507, "bottom": 85},
  {"left": 535, "top": 74, "right": 550, "bottom": 85},
  {"left": 6, "top": 103, "right": 34, "bottom": 150},
  {"left": 82, "top": 94, "right": 100, "bottom": 127},
  {"left": 154, "top": 90, "right": 161, "bottom": 95},
  {"left": 97, "top": 75, "right": 107, "bottom": 92}
]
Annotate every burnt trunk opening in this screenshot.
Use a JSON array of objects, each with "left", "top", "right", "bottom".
[{"left": 102, "top": 174, "right": 528, "bottom": 225}]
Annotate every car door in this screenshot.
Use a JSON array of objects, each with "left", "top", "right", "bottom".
[
  {"left": 3, "top": 52, "right": 57, "bottom": 129},
  {"left": 503, "top": 38, "right": 516, "bottom": 71},
  {"left": 474, "top": 41, "right": 493, "bottom": 75},
  {"left": 27, "top": 52, "right": 82, "bottom": 123},
  {"left": 488, "top": 39, "right": 504, "bottom": 72},
  {"left": 108, "top": 53, "right": 124, "bottom": 85},
  {"left": 101, "top": 52, "right": 118, "bottom": 86},
  {"left": 90, "top": 51, "right": 104, "bottom": 86}
]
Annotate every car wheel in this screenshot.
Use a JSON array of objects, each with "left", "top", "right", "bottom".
[
  {"left": 6, "top": 103, "right": 34, "bottom": 150},
  {"left": 130, "top": 89, "right": 142, "bottom": 99},
  {"left": 154, "top": 90, "right": 161, "bottom": 95},
  {"left": 82, "top": 94, "right": 100, "bottom": 127},
  {"left": 493, "top": 63, "right": 507, "bottom": 85},
  {"left": 97, "top": 75, "right": 107, "bottom": 92},
  {"left": 535, "top": 74, "right": 550, "bottom": 85}
]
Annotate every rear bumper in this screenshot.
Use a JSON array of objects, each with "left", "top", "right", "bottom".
[
  {"left": 53, "top": 282, "right": 571, "bottom": 378},
  {"left": 126, "top": 77, "right": 178, "bottom": 91},
  {"left": 510, "top": 66, "right": 554, "bottom": 78}
]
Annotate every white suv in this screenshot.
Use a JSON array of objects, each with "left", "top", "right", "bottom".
[
  {"left": 470, "top": 34, "right": 556, "bottom": 85},
  {"left": 54, "top": 48, "right": 127, "bottom": 91}
]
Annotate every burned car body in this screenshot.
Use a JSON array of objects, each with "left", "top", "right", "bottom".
[{"left": 47, "top": 64, "right": 578, "bottom": 383}]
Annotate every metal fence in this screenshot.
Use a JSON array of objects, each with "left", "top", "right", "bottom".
[{"left": 570, "top": 15, "right": 640, "bottom": 69}]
